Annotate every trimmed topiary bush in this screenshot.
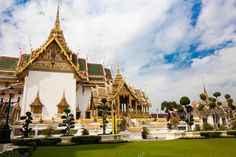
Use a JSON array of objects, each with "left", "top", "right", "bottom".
[
  {"left": 70, "top": 135, "right": 101, "bottom": 144},
  {"left": 141, "top": 126, "right": 149, "bottom": 139},
  {"left": 200, "top": 132, "right": 222, "bottom": 138}
]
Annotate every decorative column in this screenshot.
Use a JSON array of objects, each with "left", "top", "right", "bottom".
[{"left": 117, "top": 97, "right": 120, "bottom": 117}]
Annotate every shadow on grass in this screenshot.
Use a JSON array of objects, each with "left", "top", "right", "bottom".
[{"left": 33, "top": 142, "right": 128, "bottom": 157}]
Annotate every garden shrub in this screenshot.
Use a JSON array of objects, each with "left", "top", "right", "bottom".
[
  {"left": 141, "top": 126, "right": 149, "bottom": 139},
  {"left": 0, "top": 150, "right": 20, "bottom": 157},
  {"left": 227, "top": 130, "right": 236, "bottom": 136},
  {"left": 200, "top": 132, "right": 222, "bottom": 138},
  {"left": 81, "top": 128, "right": 89, "bottom": 135},
  {"left": 43, "top": 125, "right": 55, "bottom": 137},
  {"left": 11, "top": 137, "right": 61, "bottom": 146},
  {"left": 70, "top": 135, "right": 101, "bottom": 144},
  {"left": 202, "top": 123, "right": 214, "bottom": 131},
  {"left": 14, "top": 146, "right": 34, "bottom": 157},
  {"left": 194, "top": 124, "right": 201, "bottom": 131},
  {"left": 219, "top": 125, "right": 227, "bottom": 130}
]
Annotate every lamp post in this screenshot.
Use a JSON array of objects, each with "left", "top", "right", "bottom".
[{"left": 0, "top": 86, "right": 20, "bottom": 143}]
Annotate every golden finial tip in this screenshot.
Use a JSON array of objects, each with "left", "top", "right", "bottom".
[
  {"left": 117, "top": 64, "right": 121, "bottom": 75},
  {"left": 54, "top": 0, "right": 61, "bottom": 30}
]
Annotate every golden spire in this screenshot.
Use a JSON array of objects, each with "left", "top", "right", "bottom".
[
  {"left": 54, "top": 0, "right": 61, "bottom": 31},
  {"left": 117, "top": 64, "right": 121, "bottom": 76},
  {"left": 114, "top": 64, "right": 123, "bottom": 85},
  {"left": 202, "top": 76, "right": 209, "bottom": 99}
]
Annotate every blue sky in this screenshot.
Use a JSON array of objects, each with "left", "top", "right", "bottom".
[{"left": 0, "top": 0, "right": 236, "bottom": 111}]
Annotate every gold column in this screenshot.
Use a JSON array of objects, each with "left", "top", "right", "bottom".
[
  {"left": 92, "top": 107, "right": 94, "bottom": 118},
  {"left": 117, "top": 97, "right": 120, "bottom": 117},
  {"left": 128, "top": 96, "right": 131, "bottom": 116}
]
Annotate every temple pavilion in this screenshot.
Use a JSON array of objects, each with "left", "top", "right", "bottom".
[{"left": 0, "top": 4, "right": 151, "bottom": 123}]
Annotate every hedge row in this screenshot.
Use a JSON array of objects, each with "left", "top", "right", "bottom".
[
  {"left": 70, "top": 135, "right": 101, "bottom": 144},
  {"left": 0, "top": 146, "right": 33, "bottom": 157},
  {"left": 11, "top": 137, "right": 61, "bottom": 146},
  {"left": 200, "top": 132, "right": 222, "bottom": 138},
  {"left": 227, "top": 130, "right": 236, "bottom": 136}
]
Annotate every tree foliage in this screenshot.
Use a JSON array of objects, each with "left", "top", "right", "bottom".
[
  {"left": 58, "top": 109, "right": 75, "bottom": 136},
  {"left": 161, "top": 101, "right": 178, "bottom": 121},
  {"left": 98, "top": 98, "right": 111, "bottom": 134},
  {"left": 179, "top": 96, "right": 194, "bottom": 130},
  {"left": 213, "top": 92, "right": 221, "bottom": 98},
  {"left": 180, "top": 96, "right": 190, "bottom": 106},
  {"left": 225, "top": 95, "right": 235, "bottom": 110}
]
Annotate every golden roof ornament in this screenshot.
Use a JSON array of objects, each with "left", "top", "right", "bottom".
[
  {"left": 57, "top": 91, "right": 69, "bottom": 108},
  {"left": 117, "top": 64, "right": 121, "bottom": 75},
  {"left": 115, "top": 64, "right": 123, "bottom": 80},
  {"left": 30, "top": 90, "right": 44, "bottom": 114},
  {"left": 54, "top": 0, "right": 60, "bottom": 31}
]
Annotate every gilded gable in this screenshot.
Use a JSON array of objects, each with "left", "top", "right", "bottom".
[{"left": 29, "top": 41, "right": 74, "bottom": 73}]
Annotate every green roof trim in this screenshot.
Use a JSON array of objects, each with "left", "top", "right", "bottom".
[
  {"left": 0, "top": 71, "right": 15, "bottom": 75},
  {"left": 105, "top": 68, "right": 112, "bottom": 79},
  {"left": 0, "top": 77, "right": 18, "bottom": 81},
  {"left": 0, "top": 57, "right": 18, "bottom": 69},
  {"left": 87, "top": 63, "right": 104, "bottom": 76},
  {"left": 78, "top": 58, "right": 86, "bottom": 71},
  {"left": 89, "top": 77, "right": 104, "bottom": 81}
]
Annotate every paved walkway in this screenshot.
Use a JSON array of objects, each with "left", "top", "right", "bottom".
[{"left": 0, "top": 143, "right": 18, "bottom": 153}]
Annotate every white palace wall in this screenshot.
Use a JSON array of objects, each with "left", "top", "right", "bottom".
[
  {"left": 21, "top": 70, "right": 76, "bottom": 119},
  {"left": 76, "top": 85, "right": 91, "bottom": 118}
]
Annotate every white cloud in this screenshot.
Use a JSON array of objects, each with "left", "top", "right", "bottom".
[{"left": 196, "top": 0, "right": 236, "bottom": 50}]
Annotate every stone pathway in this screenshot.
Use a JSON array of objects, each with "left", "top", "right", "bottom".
[{"left": 0, "top": 143, "right": 18, "bottom": 153}]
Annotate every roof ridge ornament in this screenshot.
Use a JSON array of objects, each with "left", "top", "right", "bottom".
[{"left": 54, "top": 0, "right": 61, "bottom": 31}]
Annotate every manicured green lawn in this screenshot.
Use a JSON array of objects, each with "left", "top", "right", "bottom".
[{"left": 32, "top": 138, "right": 236, "bottom": 157}]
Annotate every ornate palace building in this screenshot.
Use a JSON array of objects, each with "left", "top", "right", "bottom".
[{"left": 0, "top": 5, "right": 151, "bottom": 123}]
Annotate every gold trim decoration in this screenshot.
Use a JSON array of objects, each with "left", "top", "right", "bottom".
[
  {"left": 15, "top": 3, "right": 83, "bottom": 80},
  {"left": 30, "top": 90, "right": 44, "bottom": 114},
  {"left": 57, "top": 91, "right": 69, "bottom": 114}
]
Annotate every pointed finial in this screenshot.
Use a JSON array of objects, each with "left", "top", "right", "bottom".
[
  {"left": 36, "top": 85, "right": 40, "bottom": 98},
  {"left": 62, "top": 89, "right": 65, "bottom": 99},
  {"left": 29, "top": 39, "right": 32, "bottom": 52},
  {"left": 54, "top": 0, "right": 61, "bottom": 30},
  {"left": 202, "top": 75, "right": 208, "bottom": 97},
  {"left": 117, "top": 64, "right": 121, "bottom": 75},
  {"left": 18, "top": 43, "right": 22, "bottom": 54}
]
